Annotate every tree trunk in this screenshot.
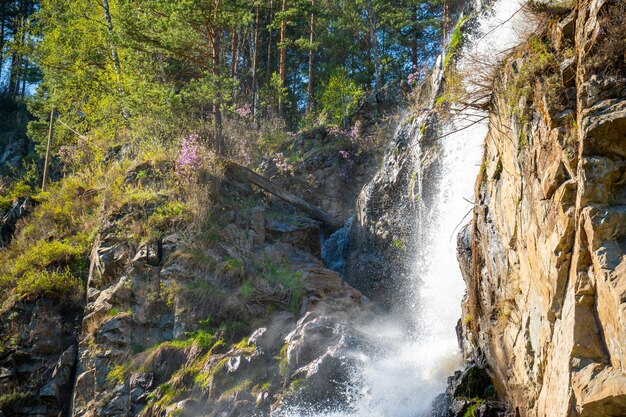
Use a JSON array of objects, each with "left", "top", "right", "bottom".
[
  {"left": 230, "top": 28, "right": 238, "bottom": 77},
  {"left": 224, "top": 161, "right": 342, "bottom": 230},
  {"left": 42, "top": 107, "right": 55, "bottom": 192},
  {"left": 20, "top": 58, "right": 26, "bottom": 97},
  {"left": 252, "top": 6, "right": 260, "bottom": 121},
  {"left": 0, "top": 4, "right": 6, "bottom": 85},
  {"left": 367, "top": 0, "right": 382, "bottom": 89},
  {"left": 266, "top": 0, "right": 273, "bottom": 83},
  {"left": 443, "top": 0, "right": 450, "bottom": 44},
  {"left": 278, "top": 0, "right": 287, "bottom": 117},
  {"left": 102, "top": 0, "right": 122, "bottom": 74},
  {"left": 306, "top": 0, "right": 315, "bottom": 114}
]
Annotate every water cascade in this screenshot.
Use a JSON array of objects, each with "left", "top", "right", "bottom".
[{"left": 302, "top": 1, "right": 530, "bottom": 416}]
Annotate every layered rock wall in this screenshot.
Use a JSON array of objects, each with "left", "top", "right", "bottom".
[{"left": 458, "top": 1, "right": 626, "bottom": 416}]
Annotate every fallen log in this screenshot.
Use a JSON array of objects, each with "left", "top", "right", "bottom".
[{"left": 224, "top": 161, "right": 343, "bottom": 231}]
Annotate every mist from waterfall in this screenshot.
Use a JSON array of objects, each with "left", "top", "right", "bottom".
[{"left": 286, "top": 2, "right": 529, "bottom": 416}]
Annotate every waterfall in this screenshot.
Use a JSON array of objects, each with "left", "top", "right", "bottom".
[{"left": 289, "top": 2, "right": 528, "bottom": 416}]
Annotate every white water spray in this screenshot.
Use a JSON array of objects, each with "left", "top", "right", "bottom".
[{"left": 286, "top": 2, "right": 529, "bottom": 416}]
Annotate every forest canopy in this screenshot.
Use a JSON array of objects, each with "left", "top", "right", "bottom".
[{"left": 0, "top": 0, "right": 462, "bottom": 178}]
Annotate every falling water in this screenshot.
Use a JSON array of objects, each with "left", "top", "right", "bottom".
[{"left": 289, "top": 2, "right": 529, "bottom": 416}]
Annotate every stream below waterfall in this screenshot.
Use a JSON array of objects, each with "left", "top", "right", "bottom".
[{"left": 292, "top": 2, "right": 530, "bottom": 416}]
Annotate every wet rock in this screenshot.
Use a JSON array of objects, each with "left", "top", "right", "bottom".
[
  {"left": 430, "top": 365, "right": 507, "bottom": 417},
  {"left": 275, "top": 311, "right": 373, "bottom": 412}
]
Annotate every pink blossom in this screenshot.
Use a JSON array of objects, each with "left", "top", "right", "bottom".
[
  {"left": 235, "top": 104, "right": 252, "bottom": 119},
  {"left": 176, "top": 134, "right": 204, "bottom": 175}
]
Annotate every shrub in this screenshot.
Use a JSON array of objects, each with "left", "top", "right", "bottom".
[
  {"left": 15, "top": 268, "right": 82, "bottom": 300},
  {"left": 0, "top": 391, "right": 30, "bottom": 410},
  {"left": 147, "top": 200, "right": 190, "bottom": 235},
  {"left": 12, "top": 239, "right": 84, "bottom": 276}
]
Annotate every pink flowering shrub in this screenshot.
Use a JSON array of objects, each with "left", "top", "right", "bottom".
[
  {"left": 407, "top": 64, "right": 428, "bottom": 86},
  {"left": 272, "top": 152, "right": 295, "bottom": 175},
  {"left": 176, "top": 134, "right": 206, "bottom": 176},
  {"left": 235, "top": 104, "right": 253, "bottom": 119}
]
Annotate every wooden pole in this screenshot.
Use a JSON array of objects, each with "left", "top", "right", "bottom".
[{"left": 42, "top": 107, "right": 54, "bottom": 192}]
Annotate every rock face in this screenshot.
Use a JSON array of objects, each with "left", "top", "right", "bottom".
[
  {"left": 66, "top": 167, "right": 370, "bottom": 417},
  {"left": 0, "top": 298, "right": 81, "bottom": 417},
  {"left": 458, "top": 1, "right": 626, "bottom": 416}
]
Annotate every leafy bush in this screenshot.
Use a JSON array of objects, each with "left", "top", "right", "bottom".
[
  {"left": 12, "top": 239, "right": 84, "bottom": 276},
  {"left": 0, "top": 194, "right": 11, "bottom": 212},
  {"left": 147, "top": 200, "right": 190, "bottom": 235},
  {"left": 15, "top": 268, "right": 82, "bottom": 300},
  {"left": 0, "top": 391, "right": 29, "bottom": 410}
]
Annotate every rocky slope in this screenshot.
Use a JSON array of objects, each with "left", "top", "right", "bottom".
[
  {"left": 457, "top": 1, "right": 626, "bottom": 416},
  {"left": 0, "top": 130, "right": 383, "bottom": 417}
]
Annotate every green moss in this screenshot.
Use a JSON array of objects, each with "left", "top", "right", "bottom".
[
  {"left": 444, "top": 16, "right": 470, "bottom": 69},
  {"left": 518, "top": 130, "right": 528, "bottom": 148},
  {"left": 107, "top": 364, "right": 129, "bottom": 385},
  {"left": 276, "top": 343, "right": 291, "bottom": 378},
  {"left": 288, "top": 378, "right": 306, "bottom": 393},
  {"left": 221, "top": 378, "right": 253, "bottom": 397},
  {"left": 392, "top": 239, "right": 406, "bottom": 252},
  {"left": 147, "top": 383, "right": 187, "bottom": 409},
  {"left": 233, "top": 337, "right": 256, "bottom": 354},
  {"left": 463, "top": 399, "right": 486, "bottom": 417}
]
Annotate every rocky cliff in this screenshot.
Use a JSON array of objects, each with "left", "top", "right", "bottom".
[
  {"left": 0, "top": 130, "right": 381, "bottom": 417},
  {"left": 457, "top": 1, "right": 626, "bottom": 416}
]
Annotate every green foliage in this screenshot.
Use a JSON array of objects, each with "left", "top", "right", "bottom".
[
  {"left": 0, "top": 391, "right": 30, "bottom": 410},
  {"left": 320, "top": 68, "right": 364, "bottom": 127},
  {"left": 276, "top": 343, "right": 291, "bottom": 378},
  {"left": 463, "top": 400, "right": 485, "bottom": 417},
  {"left": 444, "top": 15, "right": 470, "bottom": 69},
  {"left": 0, "top": 195, "right": 12, "bottom": 213},
  {"left": 238, "top": 281, "right": 255, "bottom": 301},
  {"left": 15, "top": 268, "right": 82, "bottom": 300},
  {"left": 107, "top": 364, "right": 129, "bottom": 385},
  {"left": 167, "top": 329, "right": 219, "bottom": 351},
  {"left": 265, "top": 265, "right": 306, "bottom": 313},
  {"left": 147, "top": 200, "right": 190, "bottom": 236},
  {"left": 13, "top": 239, "right": 83, "bottom": 275}
]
